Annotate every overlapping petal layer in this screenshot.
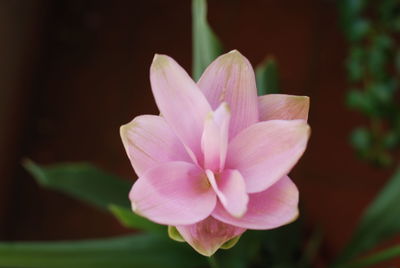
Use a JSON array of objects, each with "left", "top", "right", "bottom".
[
  {"left": 258, "top": 94, "right": 310, "bottom": 121},
  {"left": 206, "top": 169, "right": 248, "bottom": 218},
  {"left": 201, "top": 103, "right": 231, "bottom": 172},
  {"left": 176, "top": 216, "right": 245, "bottom": 256},
  {"left": 150, "top": 55, "right": 212, "bottom": 164},
  {"left": 226, "top": 119, "right": 310, "bottom": 193},
  {"left": 198, "top": 50, "right": 259, "bottom": 139},
  {"left": 130, "top": 161, "right": 217, "bottom": 225},
  {"left": 212, "top": 176, "right": 299, "bottom": 229},
  {"left": 120, "top": 115, "right": 191, "bottom": 176}
]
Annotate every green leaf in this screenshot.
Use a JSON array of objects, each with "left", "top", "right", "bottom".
[
  {"left": 350, "top": 127, "right": 372, "bottom": 154},
  {"left": 192, "top": 0, "right": 223, "bottom": 81},
  {"left": 0, "top": 233, "right": 207, "bottom": 268},
  {"left": 23, "top": 160, "right": 131, "bottom": 210},
  {"left": 109, "top": 205, "right": 165, "bottom": 233},
  {"left": 340, "top": 244, "right": 400, "bottom": 268},
  {"left": 346, "top": 89, "right": 375, "bottom": 116},
  {"left": 334, "top": 167, "right": 400, "bottom": 265},
  {"left": 255, "top": 57, "right": 280, "bottom": 96},
  {"left": 348, "top": 18, "right": 370, "bottom": 42},
  {"left": 346, "top": 46, "right": 365, "bottom": 82}
]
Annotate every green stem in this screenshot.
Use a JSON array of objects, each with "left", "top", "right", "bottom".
[
  {"left": 208, "top": 255, "right": 219, "bottom": 268},
  {"left": 340, "top": 245, "right": 400, "bottom": 268}
]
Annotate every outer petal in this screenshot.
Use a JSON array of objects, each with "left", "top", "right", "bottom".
[
  {"left": 150, "top": 55, "right": 212, "bottom": 164},
  {"left": 176, "top": 216, "right": 245, "bottom": 256},
  {"left": 201, "top": 103, "right": 230, "bottom": 172},
  {"left": 197, "top": 50, "right": 259, "bottom": 139},
  {"left": 258, "top": 94, "right": 310, "bottom": 121},
  {"left": 129, "top": 161, "right": 216, "bottom": 225},
  {"left": 212, "top": 176, "right": 299, "bottom": 230},
  {"left": 206, "top": 169, "right": 248, "bottom": 218},
  {"left": 120, "top": 115, "right": 191, "bottom": 177},
  {"left": 226, "top": 119, "right": 310, "bottom": 193}
]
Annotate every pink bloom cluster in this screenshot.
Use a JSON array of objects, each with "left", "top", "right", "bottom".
[{"left": 121, "top": 50, "right": 310, "bottom": 256}]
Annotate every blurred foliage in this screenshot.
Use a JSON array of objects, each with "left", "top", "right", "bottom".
[
  {"left": 334, "top": 167, "right": 400, "bottom": 266},
  {"left": 256, "top": 57, "right": 280, "bottom": 95},
  {"left": 23, "top": 159, "right": 131, "bottom": 209},
  {"left": 0, "top": 233, "right": 208, "bottom": 268},
  {"left": 109, "top": 205, "right": 166, "bottom": 233},
  {"left": 340, "top": 0, "right": 400, "bottom": 166},
  {"left": 192, "top": 0, "right": 222, "bottom": 81}
]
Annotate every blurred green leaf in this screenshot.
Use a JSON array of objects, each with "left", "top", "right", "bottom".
[
  {"left": 334, "top": 167, "right": 400, "bottom": 265},
  {"left": 346, "top": 89, "right": 376, "bottom": 116},
  {"left": 255, "top": 57, "right": 280, "bottom": 96},
  {"left": 0, "top": 233, "right": 207, "bottom": 268},
  {"left": 346, "top": 47, "right": 365, "bottom": 82},
  {"left": 368, "top": 34, "right": 392, "bottom": 80},
  {"left": 350, "top": 127, "right": 372, "bottom": 155},
  {"left": 24, "top": 160, "right": 131, "bottom": 210},
  {"left": 339, "top": 0, "right": 366, "bottom": 31},
  {"left": 383, "top": 131, "right": 399, "bottom": 149},
  {"left": 192, "top": 0, "right": 222, "bottom": 81},
  {"left": 349, "top": 18, "right": 371, "bottom": 42},
  {"left": 341, "top": 244, "right": 400, "bottom": 268},
  {"left": 109, "top": 205, "right": 165, "bottom": 233},
  {"left": 395, "top": 49, "right": 400, "bottom": 73}
]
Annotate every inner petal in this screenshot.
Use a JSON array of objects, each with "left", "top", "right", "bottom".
[
  {"left": 201, "top": 102, "right": 230, "bottom": 172},
  {"left": 205, "top": 169, "right": 249, "bottom": 218}
]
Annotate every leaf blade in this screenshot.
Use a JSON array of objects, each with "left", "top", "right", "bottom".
[
  {"left": 255, "top": 57, "right": 280, "bottom": 96},
  {"left": 335, "top": 167, "right": 400, "bottom": 264},
  {"left": 109, "top": 204, "right": 165, "bottom": 233},
  {"left": 0, "top": 234, "right": 207, "bottom": 268},
  {"left": 192, "top": 0, "right": 222, "bottom": 81},
  {"left": 23, "top": 160, "right": 131, "bottom": 210}
]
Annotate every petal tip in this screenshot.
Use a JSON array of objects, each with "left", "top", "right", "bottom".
[
  {"left": 151, "top": 54, "right": 170, "bottom": 70},
  {"left": 222, "top": 49, "right": 248, "bottom": 65}
]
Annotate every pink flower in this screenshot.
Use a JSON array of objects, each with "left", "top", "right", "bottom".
[{"left": 120, "top": 50, "right": 310, "bottom": 256}]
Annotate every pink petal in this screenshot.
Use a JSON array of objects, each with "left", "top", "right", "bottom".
[
  {"left": 129, "top": 161, "right": 216, "bottom": 225},
  {"left": 206, "top": 169, "right": 248, "bottom": 218},
  {"left": 258, "top": 94, "right": 310, "bottom": 121},
  {"left": 226, "top": 119, "right": 310, "bottom": 193},
  {"left": 176, "top": 216, "right": 245, "bottom": 256},
  {"left": 150, "top": 54, "right": 212, "bottom": 164},
  {"left": 212, "top": 176, "right": 299, "bottom": 230},
  {"left": 201, "top": 103, "right": 230, "bottom": 172},
  {"left": 197, "top": 50, "right": 259, "bottom": 139},
  {"left": 120, "top": 115, "right": 191, "bottom": 177}
]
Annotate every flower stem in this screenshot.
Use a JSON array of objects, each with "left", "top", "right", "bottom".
[{"left": 208, "top": 255, "right": 220, "bottom": 268}]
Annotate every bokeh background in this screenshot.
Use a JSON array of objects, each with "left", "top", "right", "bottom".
[{"left": 0, "top": 0, "right": 398, "bottom": 267}]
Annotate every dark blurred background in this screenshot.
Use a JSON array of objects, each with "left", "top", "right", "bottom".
[{"left": 0, "top": 0, "right": 398, "bottom": 266}]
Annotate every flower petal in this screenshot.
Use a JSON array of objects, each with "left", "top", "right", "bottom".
[
  {"left": 226, "top": 119, "right": 310, "bottom": 193},
  {"left": 258, "top": 94, "right": 310, "bottom": 121},
  {"left": 201, "top": 102, "right": 231, "bottom": 172},
  {"left": 129, "top": 161, "right": 216, "bottom": 225},
  {"left": 150, "top": 54, "right": 212, "bottom": 164},
  {"left": 176, "top": 216, "right": 245, "bottom": 256},
  {"left": 212, "top": 176, "right": 299, "bottom": 229},
  {"left": 120, "top": 115, "right": 191, "bottom": 176},
  {"left": 197, "top": 50, "right": 259, "bottom": 139},
  {"left": 206, "top": 169, "right": 248, "bottom": 218}
]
